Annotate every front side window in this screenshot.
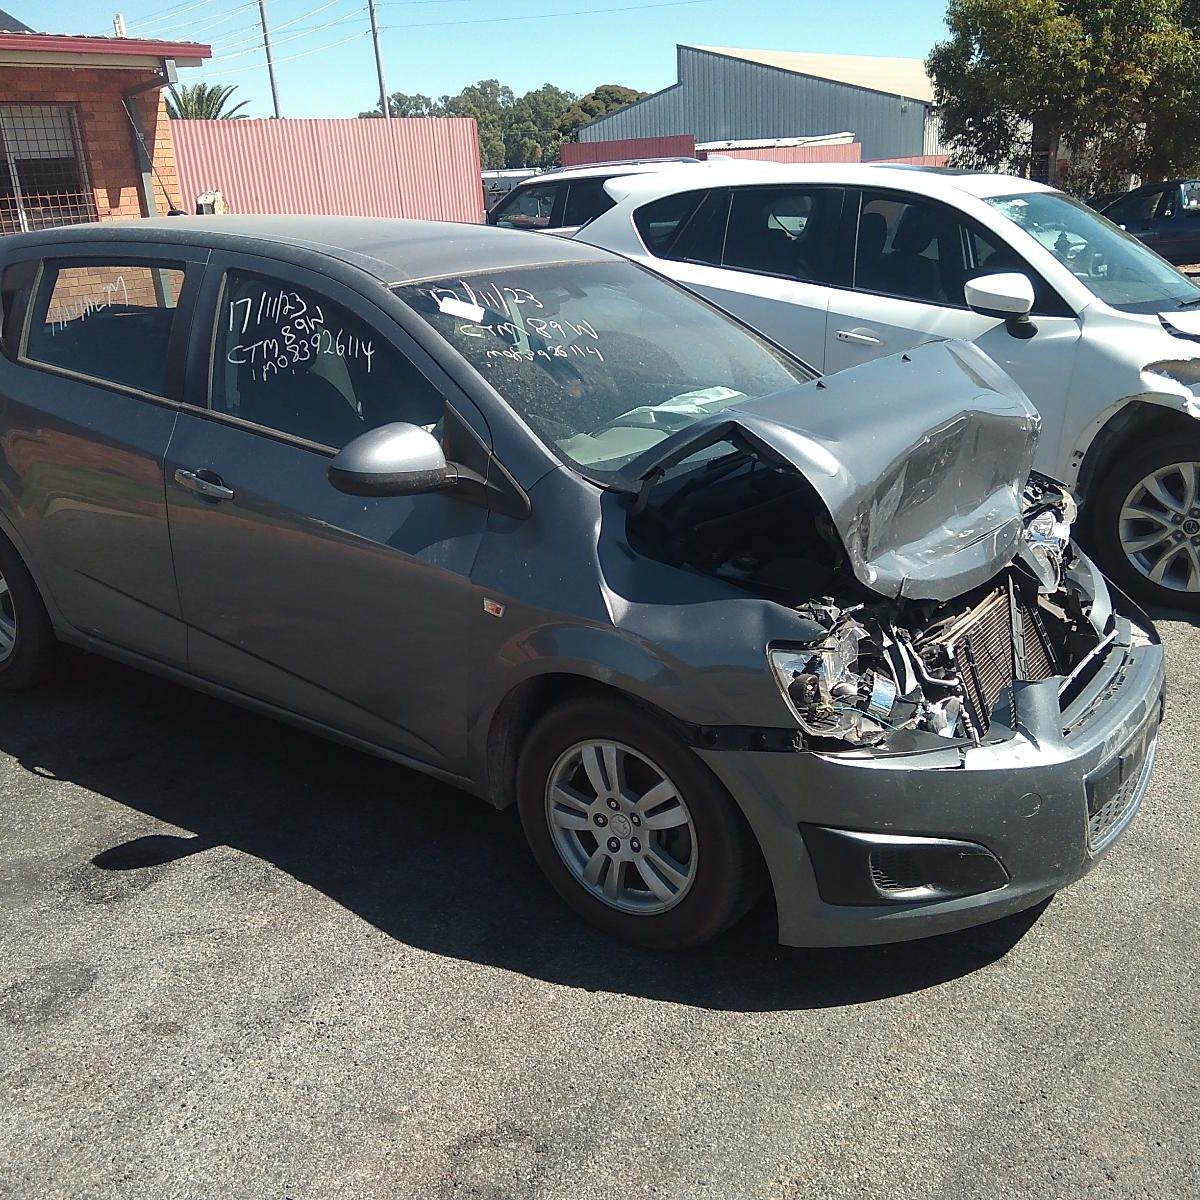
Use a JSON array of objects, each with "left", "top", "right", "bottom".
[
  {"left": 396, "top": 260, "right": 812, "bottom": 479},
  {"left": 723, "top": 186, "right": 847, "bottom": 284},
  {"left": 490, "top": 183, "right": 561, "bottom": 229},
  {"left": 0, "top": 104, "right": 98, "bottom": 235},
  {"left": 985, "top": 191, "right": 1200, "bottom": 314},
  {"left": 25, "top": 261, "right": 184, "bottom": 395},
  {"left": 852, "top": 191, "right": 1012, "bottom": 306},
  {"left": 212, "top": 270, "right": 444, "bottom": 449}
]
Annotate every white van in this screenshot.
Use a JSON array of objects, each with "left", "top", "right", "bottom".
[{"left": 578, "top": 162, "right": 1200, "bottom": 609}]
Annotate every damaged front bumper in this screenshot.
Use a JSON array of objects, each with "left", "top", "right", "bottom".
[{"left": 696, "top": 571, "right": 1166, "bottom": 948}]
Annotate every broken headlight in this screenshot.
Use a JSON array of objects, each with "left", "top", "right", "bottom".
[{"left": 769, "top": 608, "right": 968, "bottom": 747}]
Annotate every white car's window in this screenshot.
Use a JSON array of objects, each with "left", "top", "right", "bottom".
[
  {"left": 491, "top": 183, "right": 561, "bottom": 230},
  {"left": 854, "top": 192, "right": 1008, "bottom": 306},
  {"left": 723, "top": 186, "right": 848, "bottom": 285},
  {"left": 986, "top": 191, "right": 1200, "bottom": 314},
  {"left": 397, "top": 260, "right": 812, "bottom": 479},
  {"left": 563, "top": 179, "right": 616, "bottom": 227}
]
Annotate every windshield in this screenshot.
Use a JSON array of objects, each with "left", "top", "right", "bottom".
[
  {"left": 984, "top": 191, "right": 1200, "bottom": 314},
  {"left": 395, "top": 261, "right": 812, "bottom": 479}
]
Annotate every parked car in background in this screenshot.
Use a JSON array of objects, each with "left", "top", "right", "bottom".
[
  {"left": 577, "top": 162, "right": 1200, "bottom": 609},
  {"left": 1102, "top": 180, "right": 1200, "bottom": 265},
  {"left": 485, "top": 158, "right": 703, "bottom": 236},
  {"left": 481, "top": 168, "right": 543, "bottom": 213},
  {"left": 0, "top": 217, "right": 1163, "bottom": 949}
]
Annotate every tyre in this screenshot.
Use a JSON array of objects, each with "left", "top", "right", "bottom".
[
  {"left": 1085, "top": 434, "right": 1200, "bottom": 611},
  {"left": 517, "top": 695, "right": 766, "bottom": 949},
  {"left": 0, "top": 535, "right": 58, "bottom": 690}
]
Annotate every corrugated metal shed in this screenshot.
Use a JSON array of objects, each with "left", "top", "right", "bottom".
[
  {"left": 581, "top": 45, "right": 932, "bottom": 161},
  {"left": 559, "top": 135, "right": 696, "bottom": 166},
  {"left": 706, "top": 144, "right": 862, "bottom": 163},
  {"left": 173, "top": 118, "right": 483, "bottom": 222}
]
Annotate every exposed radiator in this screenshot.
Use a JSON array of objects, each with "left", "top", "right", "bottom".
[{"left": 937, "top": 583, "right": 1057, "bottom": 734}]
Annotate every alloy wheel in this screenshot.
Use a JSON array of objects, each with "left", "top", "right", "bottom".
[
  {"left": 544, "top": 739, "right": 697, "bottom": 915},
  {"left": 1119, "top": 461, "right": 1200, "bottom": 593},
  {"left": 0, "top": 568, "right": 16, "bottom": 663}
]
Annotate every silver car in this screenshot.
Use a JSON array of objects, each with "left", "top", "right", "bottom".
[{"left": 0, "top": 217, "right": 1164, "bottom": 949}]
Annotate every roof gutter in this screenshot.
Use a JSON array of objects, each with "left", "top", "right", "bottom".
[{"left": 122, "top": 59, "right": 186, "bottom": 219}]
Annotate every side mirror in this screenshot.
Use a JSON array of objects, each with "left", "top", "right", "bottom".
[
  {"left": 964, "top": 272, "right": 1037, "bottom": 339},
  {"left": 328, "top": 422, "right": 450, "bottom": 497}
]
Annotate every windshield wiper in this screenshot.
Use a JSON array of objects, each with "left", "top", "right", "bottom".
[{"left": 1176, "top": 295, "right": 1200, "bottom": 308}]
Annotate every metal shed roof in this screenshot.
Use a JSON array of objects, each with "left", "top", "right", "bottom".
[{"left": 687, "top": 46, "right": 935, "bottom": 103}]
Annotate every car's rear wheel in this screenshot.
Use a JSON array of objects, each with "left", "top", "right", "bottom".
[
  {"left": 1087, "top": 434, "right": 1200, "bottom": 611},
  {"left": 0, "top": 536, "right": 58, "bottom": 690},
  {"left": 517, "top": 695, "right": 765, "bottom": 949}
]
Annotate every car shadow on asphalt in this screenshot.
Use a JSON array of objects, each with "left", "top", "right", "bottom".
[{"left": 1, "top": 653, "right": 1048, "bottom": 1013}]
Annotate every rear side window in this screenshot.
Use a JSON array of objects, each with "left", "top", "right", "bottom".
[
  {"left": 653, "top": 189, "right": 732, "bottom": 265},
  {"left": 723, "top": 186, "right": 848, "bottom": 285},
  {"left": 563, "top": 178, "right": 616, "bottom": 228},
  {"left": 25, "top": 262, "right": 184, "bottom": 395},
  {"left": 634, "top": 191, "right": 707, "bottom": 253}
]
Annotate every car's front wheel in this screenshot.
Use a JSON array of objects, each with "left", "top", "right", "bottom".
[
  {"left": 517, "top": 695, "right": 765, "bottom": 949},
  {"left": 1087, "top": 434, "right": 1200, "bottom": 611}
]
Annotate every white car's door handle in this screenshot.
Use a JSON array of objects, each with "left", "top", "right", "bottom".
[{"left": 835, "top": 328, "right": 884, "bottom": 346}]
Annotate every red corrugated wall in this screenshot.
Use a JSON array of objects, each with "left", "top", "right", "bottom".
[
  {"left": 560, "top": 135, "right": 696, "bottom": 165},
  {"left": 173, "top": 118, "right": 484, "bottom": 221},
  {"left": 702, "top": 144, "right": 863, "bottom": 163},
  {"left": 871, "top": 154, "right": 950, "bottom": 166}
]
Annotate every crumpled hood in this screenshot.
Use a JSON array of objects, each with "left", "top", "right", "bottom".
[
  {"left": 617, "top": 339, "right": 1041, "bottom": 603},
  {"left": 1161, "top": 308, "right": 1200, "bottom": 340}
]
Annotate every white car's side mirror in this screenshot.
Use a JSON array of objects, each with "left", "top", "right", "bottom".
[{"left": 964, "top": 272, "right": 1037, "bottom": 340}]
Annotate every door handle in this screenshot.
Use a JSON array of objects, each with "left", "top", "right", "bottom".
[
  {"left": 835, "top": 328, "right": 884, "bottom": 346},
  {"left": 174, "top": 468, "right": 235, "bottom": 502}
]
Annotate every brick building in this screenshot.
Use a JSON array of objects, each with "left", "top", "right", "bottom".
[{"left": 0, "top": 8, "right": 210, "bottom": 235}]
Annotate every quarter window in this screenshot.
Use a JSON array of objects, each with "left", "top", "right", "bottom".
[
  {"left": 211, "top": 270, "right": 444, "bottom": 449},
  {"left": 25, "top": 261, "right": 185, "bottom": 396}
]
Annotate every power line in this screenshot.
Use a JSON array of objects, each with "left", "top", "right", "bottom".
[
  {"left": 210, "top": 9, "right": 367, "bottom": 60},
  {"left": 215, "top": 27, "right": 370, "bottom": 75},
  {"left": 129, "top": 0, "right": 230, "bottom": 33},
  {"left": 142, "top": 3, "right": 258, "bottom": 41},
  {"left": 380, "top": 0, "right": 710, "bottom": 31},
  {"left": 210, "top": 0, "right": 363, "bottom": 53}
]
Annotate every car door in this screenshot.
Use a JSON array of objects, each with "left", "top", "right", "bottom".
[
  {"left": 823, "top": 188, "right": 1083, "bottom": 474},
  {"left": 1104, "top": 186, "right": 1169, "bottom": 253},
  {"left": 632, "top": 186, "right": 848, "bottom": 370},
  {"left": 165, "top": 253, "right": 491, "bottom": 771},
  {"left": 1151, "top": 183, "right": 1200, "bottom": 265},
  {"left": 0, "top": 245, "right": 204, "bottom": 665}
]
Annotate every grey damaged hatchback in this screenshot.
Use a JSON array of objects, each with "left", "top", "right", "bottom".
[{"left": 0, "top": 217, "right": 1165, "bottom": 949}]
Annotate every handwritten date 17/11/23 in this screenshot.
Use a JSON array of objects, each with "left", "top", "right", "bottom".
[{"left": 225, "top": 288, "right": 374, "bottom": 382}]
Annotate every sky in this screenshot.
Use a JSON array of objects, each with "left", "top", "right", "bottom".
[{"left": 46, "top": 0, "right": 950, "bottom": 119}]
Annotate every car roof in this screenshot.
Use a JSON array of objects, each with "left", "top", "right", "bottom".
[
  {"left": 602, "top": 160, "right": 1063, "bottom": 206},
  {"left": 2, "top": 215, "right": 617, "bottom": 283}
]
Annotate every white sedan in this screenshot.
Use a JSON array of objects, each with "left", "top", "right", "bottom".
[{"left": 577, "top": 162, "right": 1200, "bottom": 610}]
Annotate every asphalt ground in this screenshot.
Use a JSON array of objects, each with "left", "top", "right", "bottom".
[{"left": 0, "top": 612, "right": 1197, "bottom": 1200}]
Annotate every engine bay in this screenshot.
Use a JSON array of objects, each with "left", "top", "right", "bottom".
[{"left": 628, "top": 447, "right": 1108, "bottom": 749}]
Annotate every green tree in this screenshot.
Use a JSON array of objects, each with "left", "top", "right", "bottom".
[
  {"left": 558, "top": 84, "right": 647, "bottom": 142},
  {"left": 165, "top": 83, "right": 249, "bottom": 120},
  {"left": 928, "top": 0, "right": 1200, "bottom": 188},
  {"left": 359, "top": 92, "right": 444, "bottom": 118}
]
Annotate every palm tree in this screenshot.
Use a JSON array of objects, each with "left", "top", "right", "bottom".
[{"left": 165, "top": 83, "right": 249, "bottom": 120}]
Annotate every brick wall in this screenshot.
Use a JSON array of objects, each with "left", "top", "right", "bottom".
[{"left": 0, "top": 64, "right": 183, "bottom": 220}]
